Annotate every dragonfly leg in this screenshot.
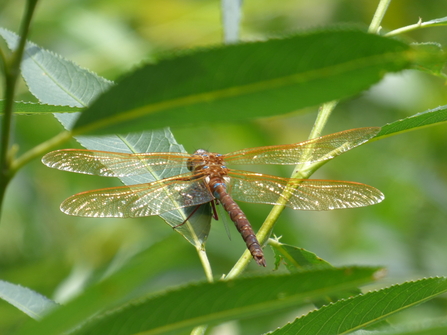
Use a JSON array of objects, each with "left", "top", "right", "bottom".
[
  {"left": 173, "top": 205, "right": 203, "bottom": 229},
  {"left": 210, "top": 200, "right": 219, "bottom": 221}
]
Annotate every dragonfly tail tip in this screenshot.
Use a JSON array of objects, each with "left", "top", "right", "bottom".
[{"left": 255, "top": 257, "right": 267, "bottom": 267}]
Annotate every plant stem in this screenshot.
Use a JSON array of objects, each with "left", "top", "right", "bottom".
[
  {"left": 0, "top": 0, "right": 39, "bottom": 219},
  {"left": 226, "top": 101, "right": 339, "bottom": 279},
  {"left": 197, "top": 245, "right": 214, "bottom": 283},
  {"left": 1, "top": 0, "right": 39, "bottom": 166},
  {"left": 10, "top": 130, "right": 73, "bottom": 173},
  {"left": 221, "top": 0, "right": 242, "bottom": 43},
  {"left": 306, "top": 101, "right": 338, "bottom": 146},
  {"left": 385, "top": 18, "right": 432, "bottom": 37},
  {"left": 227, "top": 0, "right": 393, "bottom": 278},
  {"left": 368, "top": 0, "right": 392, "bottom": 34}
]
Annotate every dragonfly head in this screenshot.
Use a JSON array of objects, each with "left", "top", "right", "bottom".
[{"left": 187, "top": 149, "right": 210, "bottom": 172}]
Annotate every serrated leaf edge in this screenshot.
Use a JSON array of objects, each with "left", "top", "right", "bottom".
[{"left": 265, "top": 276, "right": 447, "bottom": 335}]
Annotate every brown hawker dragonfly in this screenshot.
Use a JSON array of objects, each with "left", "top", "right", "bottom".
[{"left": 42, "top": 127, "right": 384, "bottom": 266}]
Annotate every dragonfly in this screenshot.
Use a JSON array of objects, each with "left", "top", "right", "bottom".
[{"left": 42, "top": 127, "right": 384, "bottom": 267}]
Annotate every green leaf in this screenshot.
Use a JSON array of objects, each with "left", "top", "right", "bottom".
[
  {"left": 270, "top": 240, "right": 362, "bottom": 307},
  {"left": 16, "top": 235, "right": 197, "bottom": 335},
  {"left": 0, "top": 27, "right": 211, "bottom": 246},
  {"left": 269, "top": 277, "right": 447, "bottom": 335},
  {"left": 376, "top": 105, "right": 447, "bottom": 140},
  {"left": 0, "top": 100, "right": 81, "bottom": 114},
  {"left": 411, "top": 42, "right": 446, "bottom": 75},
  {"left": 0, "top": 27, "right": 111, "bottom": 107},
  {"left": 64, "top": 266, "right": 381, "bottom": 335},
  {"left": 70, "top": 28, "right": 412, "bottom": 135},
  {"left": 0, "top": 280, "right": 58, "bottom": 320},
  {"left": 420, "top": 16, "right": 447, "bottom": 27},
  {"left": 271, "top": 240, "right": 333, "bottom": 271}
]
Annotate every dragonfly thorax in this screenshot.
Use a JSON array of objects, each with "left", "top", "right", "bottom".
[{"left": 187, "top": 149, "right": 227, "bottom": 174}]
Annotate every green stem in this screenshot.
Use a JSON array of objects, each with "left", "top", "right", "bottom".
[
  {"left": 221, "top": 0, "right": 242, "bottom": 43},
  {"left": 225, "top": 101, "right": 338, "bottom": 280},
  {"left": 385, "top": 18, "right": 441, "bottom": 37},
  {"left": 368, "top": 0, "right": 392, "bottom": 34},
  {"left": 0, "top": 131, "right": 72, "bottom": 220},
  {"left": 306, "top": 101, "right": 338, "bottom": 146},
  {"left": 0, "top": 45, "right": 6, "bottom": 72},
  {"left": 10, "top": 130, "right": 73, "bottom": 173},
  {"left": 227, "top": 1, "right": 393, "bottom": 279},
  {"left": 196, "top": 245, "right": 214, "bottom": 283},
  {"left": 0, "top": 0, "right": 39, "bottom": 219},
  {"left": 292, "top": 100, "right": 338, "bottom": 178},
  {"left": 371, "top": 1, "right": 446, "bottom": 37}
]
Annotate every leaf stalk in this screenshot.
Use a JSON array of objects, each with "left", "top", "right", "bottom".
[
  {"left": 0, "top": 0, "right": 39, "bottom": 218},
  {"left": 226, "top": 0, "right": 393, "bottom": 278}
]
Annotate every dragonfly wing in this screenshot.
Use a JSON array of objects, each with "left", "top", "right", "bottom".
[
  {"left": 223, "top": 127, "right": 380, "bottom": 165},
  {"left": 227, "top": 170, "right": 384, "bottom": 210},
  {"left": 42, "top": 150, "right": 191, "bottom": 177},
  {"left": 61, "top": 175, "right": 214, "bottom": 217}
]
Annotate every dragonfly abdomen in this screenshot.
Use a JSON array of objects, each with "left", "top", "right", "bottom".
[{"left": 211, "top": 180, "right": 266, "bottom": 267}]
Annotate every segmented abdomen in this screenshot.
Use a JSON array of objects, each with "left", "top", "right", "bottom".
[{"left": 211, "top": 179, "right": 266, "bottom": 266}]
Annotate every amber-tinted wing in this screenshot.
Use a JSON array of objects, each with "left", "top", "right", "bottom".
[
  {"left": 42, "top": 149, "right": 192, "bottom": 177},
  {"left": 226, "top": 169, "right": 384, "bottom": 210},
  {"left": 223, "top": 127, "right": 380, "bottom": 165},
  {"left": 60, "top": 174, "right": 214, "bottom": 217}
]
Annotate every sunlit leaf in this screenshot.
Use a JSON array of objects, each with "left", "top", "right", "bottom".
[
  {"left": 0, "top": 28, "right": 111, "bottom": 107},
  {"left": 0, "top": 280, "right": 58, "bottom": 320},
  {"left": 0, "top": 27, "right": 211, "bottom": 246}
]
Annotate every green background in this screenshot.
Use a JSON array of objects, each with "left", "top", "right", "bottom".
[{"left": 1, "top": 1, "right": 447, "bottom": 334}]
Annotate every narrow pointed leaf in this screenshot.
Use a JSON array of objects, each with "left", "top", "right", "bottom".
[
  {"left": 270, "top": 277, "right": 447, "bottom": 335},
  {"left": 0, "top": 101, "right": 80, "bottom": 114},
  {"left": 0, "top": 28, "right": 211, "bottom": 245},
  {"left": 270, "top": 241, "right": 361, "bottom": 307},
  {"left": 0, "top": 27, "right": 111, "bottom": 107},
  {"left": 376, "top": 105, "right": 447, "bottom": 140},
  {"left": 16, "top": 235, "right": 195, "bottom": 335},
  {"left": 71, "top": 29, "right": 412, "bottom": 135},
  {"left": 418, "top": 16, "right": 447, "bottom": 27},
  {"left": 271, "top": 240, "right": 333, "bottom": 271},
  {"left": 0, "top": 280, "right": 58, "bottom": 320},
  {"left": 68, "top": 267, "right": 382, "bottom": 335}
]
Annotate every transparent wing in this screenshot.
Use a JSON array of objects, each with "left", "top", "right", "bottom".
[
  {"left": 42, "top": 149, "right": 191, "bottom": 177},
  {"left": 60, "top": 174, "right": 214, "bottom": 217},
  {"left": 223, "top": 127, "right": 380, "bottom": 165},
  {"left": 227, "top": 170, "right": 384, "bottom": 210}
]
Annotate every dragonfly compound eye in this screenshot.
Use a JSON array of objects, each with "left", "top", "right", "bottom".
[{"left": 187, "top": 149, "right": 210, "bottom": 171}]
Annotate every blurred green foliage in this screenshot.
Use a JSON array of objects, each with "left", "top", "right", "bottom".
[{"left": 1, "top": 1, "right": 447, "bottom": 334}]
